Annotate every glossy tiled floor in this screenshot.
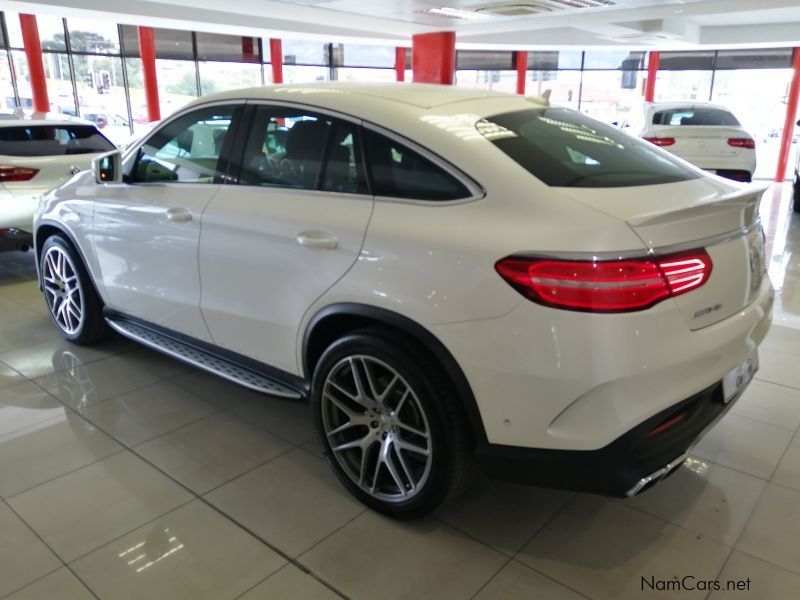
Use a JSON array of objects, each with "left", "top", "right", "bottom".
[{"left": 2, "top": 184, "right": 800, "bottom": 599}]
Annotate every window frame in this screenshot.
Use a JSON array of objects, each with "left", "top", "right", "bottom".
[
  {"left": 123, "top": 100, "right": 245, "bottom": 185},
  {"left": 361, "top": 121, "right": 484, "bottom": 204},
  {"left": 227, "top": 100, "right": 370, "bottom": 196}
]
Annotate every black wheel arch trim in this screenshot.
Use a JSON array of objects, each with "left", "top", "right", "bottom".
[
  {"left": 34, "top": 219, "right": 104, "bottom": 302},
  {"left": 302, "top": 302, "right": 488, "bottom": 444}
]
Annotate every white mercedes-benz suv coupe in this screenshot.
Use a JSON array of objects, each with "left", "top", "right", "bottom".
[
  {"left": 639, "top": 102, "right": 757, "bottom": 183},
  {"left": 34, "top": 83, "right": 773, "bottom": 518}
]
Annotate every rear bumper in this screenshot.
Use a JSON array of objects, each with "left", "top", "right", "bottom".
[
  {"left": 0, "top": 228, "right": 33, "bottom": 253},
  {"left": 475, "top": 380, "right": 736, "bottom": 496}
]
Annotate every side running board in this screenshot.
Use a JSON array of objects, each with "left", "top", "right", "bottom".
[{"left": 106, "top": 318, "right": 302, "bottom": 399}]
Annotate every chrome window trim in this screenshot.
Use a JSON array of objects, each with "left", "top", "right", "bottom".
[
  {"left": 361, "top": 121, "right": 485, "bottom": 204},
  {"left": 206, "top": 98, "right": 486, "bottom": 203}
]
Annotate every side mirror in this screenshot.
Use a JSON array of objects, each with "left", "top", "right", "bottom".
[{"left": 93, "top": 150, "right": 123, "bottom": 184}]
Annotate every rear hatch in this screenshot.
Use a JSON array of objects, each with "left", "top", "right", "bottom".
[
  {"left": 558, "top": 178, "right": 768, "bottom": 330},
  {"left": 0, "top": 154, "right": 94, "bottom": 197},
  {"left": 651, "top": 125, "right": 749, "bottom": 161}
]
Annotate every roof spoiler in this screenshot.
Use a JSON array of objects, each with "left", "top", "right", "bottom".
[{"left": 526, "top": 89, "right": 551, "bottom": 106}]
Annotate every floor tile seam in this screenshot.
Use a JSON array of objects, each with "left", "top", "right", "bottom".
[
  {"left": 63, "top": 497, "right": 196, "bottom": 565},
  {"left": 728, "top": 407, "right": 800, "bottom": 433},
  {"left": 753, "top": 376, "right": 800, "bottom": 393},
  {"left": 197, "top": 443, "right": 300, "bottom": 497},
  {"left": 75, "top": 399, "right": 228, "bottom": 447},
  {"left": 220, "top": 401, "right": 315, "bottom": 448},
  {"left": 5, "top": 342, "right": 141, "bottom": 381},
  {"left": 215, "top": 404, "right": 312, "bottom": 448},
  {"left": 28, "top": 383, "right": 355, "bottom": 600},
  {"left": 502, "top": 557, "right": 599, "bottom": 600},
  {"left": 3, "top": 447, "right": 128, "bottom": 502},
  {"left": 730, "top": 546, "right": 800, "bottom": 578},
  {"left": 28, "top": 369, "right": 194, "bottom": 413},
  {"left": 721, "top": 403, "right": 800, "bottom": 433},
  {"left": 706, "top": 433, "right": 800, "bottom": 593},
  {"left": 0, "top": 565, "right": 65, "bottom": 600},
  {"left": 510, "top": 491, "right": 578, "bottom": 564},
  {"left": 689, "top": 451, "right": 776, "bottom": 482},
  {"left": 466, "top": 555, "right": 514, "bottom": 600},
  {"left": 231, "top": 562, "right": 351, "bottom": 600},
  {"left": 430, "top": 489, "right": 577, "bottom": 561},
  {"left": 0, "top": 501, "right": 69, "bottom": 598}
]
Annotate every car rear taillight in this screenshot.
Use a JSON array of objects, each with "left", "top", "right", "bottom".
[
  {"left": 0, "top": 165, "right": 39, "bottom": 182},
  {"left": 495, "top": 249, "right": 712, "bottom": 313},
  {"left": 643, "top": 137, "right": 675, "bottom": 147},
  {"left": 727, "top": 138, "right": 756, "bottom": 149}
]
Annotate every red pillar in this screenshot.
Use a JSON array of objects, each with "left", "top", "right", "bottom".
[
  {"left": 644, "top": 51, "right": 660, "bottom": 102},
  {"left": 137, "top": 27, "right": 160, "bottom": 122},
  {"left": 776, "top": 48, "right": 800, "bottom": 182},
  {"left": 241, "top": 37, "right": 256, "bottom": 63},
  {"left": 395, "top": 47, "right": 406, "bottom": 82},
  {"left": 19, "top": 14, "right": 49, "bottom": 113},
  {"left": 515, "top": 51, "right": 527, "bottom": 95},
  {"left": 269, "top": 39, "right": 283, "bottom": 84},
  {"left": 412, "top": 32, "right": 455, "bottom": 85}
]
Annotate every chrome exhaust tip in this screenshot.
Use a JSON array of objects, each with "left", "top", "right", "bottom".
[{"left": 626, "top": 453, "right": 688, "bottom": 497}]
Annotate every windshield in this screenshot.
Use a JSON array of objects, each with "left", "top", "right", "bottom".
[
  {"left": 652, "top": 107, "right": 740, "bottom": 127},
  {"left": 0, "top": 125, "right": 115, "bottom": 157},
  {"left": 479, "top": 107, "right": 699, "bottom": 188}
]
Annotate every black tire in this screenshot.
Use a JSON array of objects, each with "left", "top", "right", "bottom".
[
  {"left": 311, "top": 328, "right": 470, "bottom": 519},
  {"left": 39, "top": 234, "right": 109, "bottom": 345},
  {"left": 793, "top": 176, "right": 800, "bottom": 212}
]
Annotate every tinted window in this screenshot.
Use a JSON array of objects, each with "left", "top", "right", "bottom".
[
  {"left": 652, "top": 107, "right": 740, "bottom": 127},
  {"left": 481, "top": 108, "right": 698, "bottom": 188},
  {"left": 133, "top": 106, "right": 235, "bottom": 184},
  {"left": 238, "top": 107, "right": 366, "bottom": 193},
  {"left": 363, "top": 130, "right": 469, "bottom": 201},
  {"left": 0, "top": 125, "right": 114, "bottom": 156}
]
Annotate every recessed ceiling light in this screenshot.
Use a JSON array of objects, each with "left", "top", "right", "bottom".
[{"left": 422, "top": 7, "right": 496, "bottom": 21}]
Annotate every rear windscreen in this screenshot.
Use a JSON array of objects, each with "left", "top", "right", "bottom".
[
  {"left": 652, "top": 107, "right": 740, "bottom": 127},
  {"left": 480, "top": 107, "right": 699, "bottom": 188},
  {"left": 0, "top": 125, "right": 115, "bottom": 156}
]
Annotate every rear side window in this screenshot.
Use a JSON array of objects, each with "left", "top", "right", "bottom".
[
  {"left": 363, "top": 129, "right": 470, "bottom": 201},
  {"left": 652, "top": 108, "right": 740, "bottom": 127},
  {"left": 480, "top": 108, "right": 698, "bottom": 188},
  {"left": 0, "top": 125, "right": 114, "bottom": 156}
]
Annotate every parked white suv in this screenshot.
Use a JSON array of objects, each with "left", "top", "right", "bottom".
[
  {"left": 34, "top": 83, "right": 772, "bottom": 517},
  {"left": 640, "top": 102, "right": 757, "bottom": 182},
  {"left": 0, "top": 110, "right": 115, "bottom": 252}
]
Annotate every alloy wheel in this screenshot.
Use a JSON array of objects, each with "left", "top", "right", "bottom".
[
  {"left": 321, "top": 355, "right": 433, "bottom": 502},
  {"left": 42, "top": 246, "right": 84, "bottom": 335}
]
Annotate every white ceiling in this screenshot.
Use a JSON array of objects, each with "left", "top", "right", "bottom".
[{"left": 5, "top": 0, "right": 800, "bottom": 49}]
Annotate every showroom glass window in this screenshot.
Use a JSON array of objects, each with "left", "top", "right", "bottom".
[
  {"left": 196, "top": 32, "right": 263, "bottom": 94},
  {"left": 455, "top": 50, "right": 516, "bottom": 93},
  {"left": 132, "top": 105, "right": 238, "bottom": 184},
  {"left": 580, "top": 52, "right": 645, "bottom": 129},
  {"left": 362, "top": 129, "right": 470, "bottom": 201},
  {"left": 236, "top": 106, "right": 367, "bottom": 194}
]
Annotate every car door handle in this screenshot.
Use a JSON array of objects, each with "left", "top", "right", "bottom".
[
  {"left": 297, "top": 230, "right": 338, "bottom": 250},
  {"left": 166, "top": 207, "right": 192, "bottom": 223}
]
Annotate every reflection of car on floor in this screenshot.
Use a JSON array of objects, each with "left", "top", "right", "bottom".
[
  {"left": 640, "top": 102, "right": 757, "bottom": 182},
  {"left": 0, "top": 110, "right": 115, "bottom": 252},
  {"left": 34, "top": 83, "right": 772, "bottom": 518}
]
